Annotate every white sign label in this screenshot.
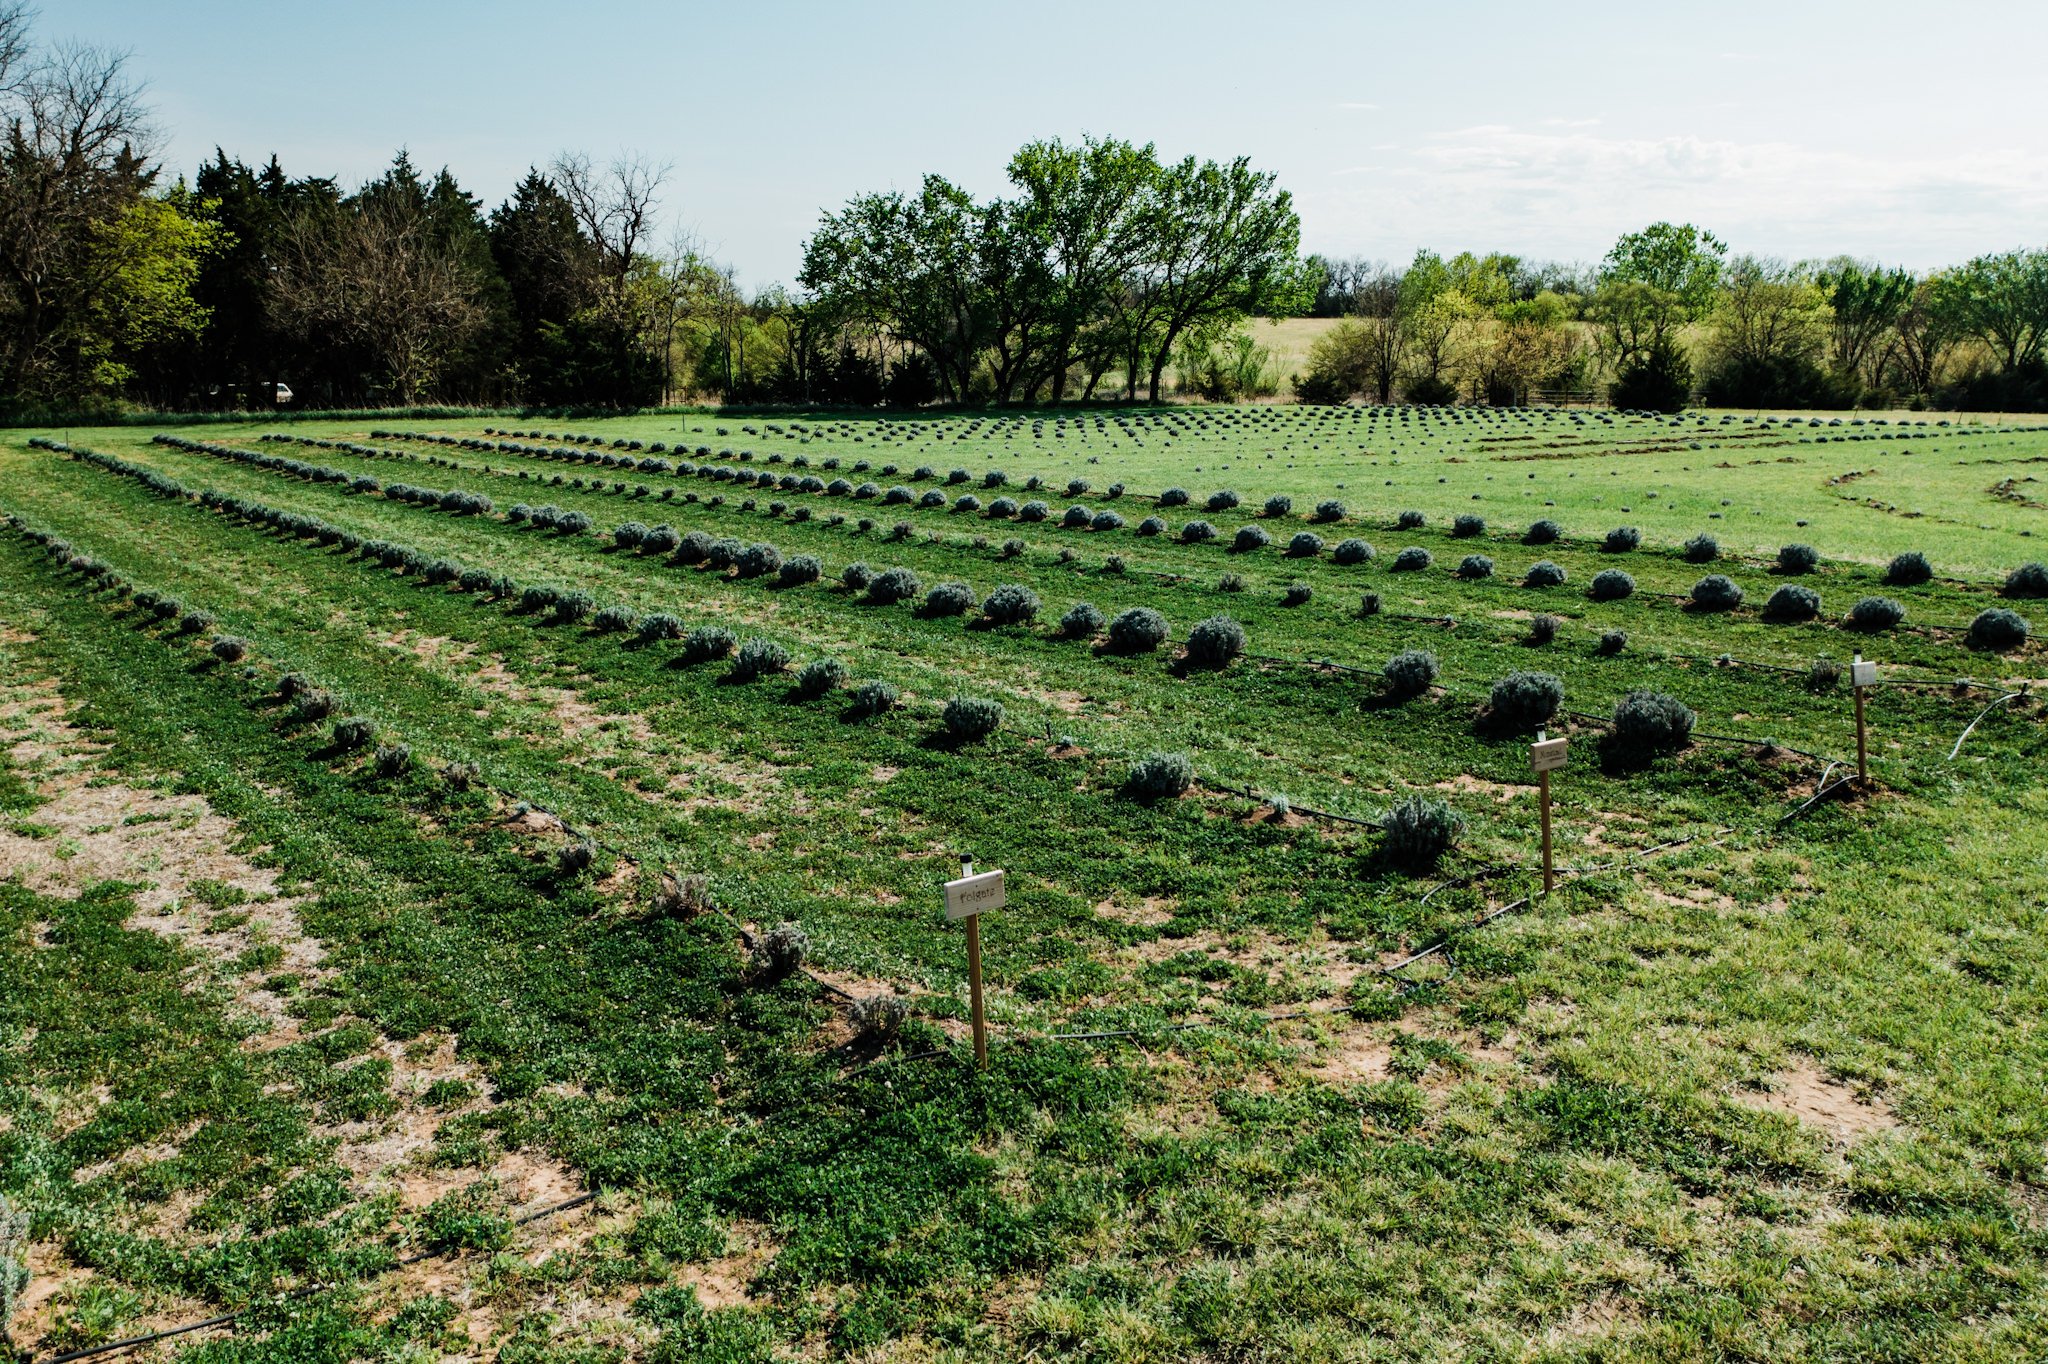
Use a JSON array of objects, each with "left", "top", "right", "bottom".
[
  {"left": 944, "top": 869, "right": 1006, "bottom": 921},
  {"left": 1850, "top": 659, "right": 1878, "bottom": 689},
  {"left": 1530, "top": 737, "right": 1569, "bottom": 773}
]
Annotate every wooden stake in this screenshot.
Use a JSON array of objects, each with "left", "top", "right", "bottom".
[
  {"left": 1538, "top": 767, "right": 1554, "bottom": 895},
  {"left": 961, "top": 854, "right": 988, "bottom": 1070}
]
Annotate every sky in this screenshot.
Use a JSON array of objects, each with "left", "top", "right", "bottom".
[{"left": 51, "top": 0, "right": 2048, "bottom": 290}]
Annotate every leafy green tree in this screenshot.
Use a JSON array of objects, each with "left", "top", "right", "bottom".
[
  {"left": 1602, "top": 221, "right": 1726, "bottom": 314},
  {"left": 1700, "top": 256, "right": 1841, "bottom": 407},
  {"left": 1935, "top": 247, "right": 2048, "bottom": 372},
  {"left": 1817, "top": 258, "right": 1915, "bottom": 385},
  {"left": 82, "top": 188, "right": 224, "bottom": 394}
]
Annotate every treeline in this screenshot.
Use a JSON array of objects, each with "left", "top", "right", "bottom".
[
  {"left": 4, "top": 2, "right": 2045, "bottom": 416},
  {"left": 1298, "top": 226, "right": 2048, "bottom": 412}
]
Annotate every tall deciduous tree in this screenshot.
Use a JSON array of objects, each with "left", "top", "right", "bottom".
[{"left": 0, "top": 5, "right": 159, "bottom": 403}]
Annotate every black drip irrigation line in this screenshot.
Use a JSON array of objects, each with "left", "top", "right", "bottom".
[
  {"left": 1199, "top": 779, "right": 1383, "bottom": 829},
  {"left": 33, "top": 1192, "right": 604, "bottom": 1364}
]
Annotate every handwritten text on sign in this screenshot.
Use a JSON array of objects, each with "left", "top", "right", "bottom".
[
  {"left": 1529, "top": 736, "right": 1569, "bottom": 774},
  {"left": 945, "top": 869, "right": 1007, "bottom": 921}
]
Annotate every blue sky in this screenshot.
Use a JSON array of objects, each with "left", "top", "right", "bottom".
[{"left": 56, "top": 0, "right": 2048, "bottom": 289}]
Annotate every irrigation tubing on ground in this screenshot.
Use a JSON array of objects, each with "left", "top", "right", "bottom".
[{"left": 1949, "top": 690, "right": 2031, "bottom": 761}]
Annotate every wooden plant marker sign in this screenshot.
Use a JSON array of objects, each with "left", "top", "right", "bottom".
[{"left": 945, "top": 859, "right": 1005, "bottom": 1068}]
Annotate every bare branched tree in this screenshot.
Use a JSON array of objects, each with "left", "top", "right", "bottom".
[
  {"left": 548, "top": 150, "right": 668, "bottom": 297},
  {"left": 273, "top": 189, "right": 487, "bottom": 404},
  {"left": 0, "top": 12, "right": 159, "bottom": 395}
]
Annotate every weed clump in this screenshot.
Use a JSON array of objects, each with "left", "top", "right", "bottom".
[
  {"left": 1525, "top": 560, "right": 1567, "bottom": 588},
  {"left": 1776, "top": 543, "right": 1820, "bottom": 575},
  {"left": 1528, "top": 613, "right": 1561, "bottom": 644},
  {"left": 1232, "top": 525, "right": 1271, "bottom": 553},
  {"left": 1603, "top": 526, "right": 1640, "bottom": 553},
  {"left": 1804, "top": 657, "right": 1843, "bottom": 692},
  {"left": 1397, "top": 510, "right": 1425, "bottom": 530},
  {"left": 1683, "top": 533, "right": 1720, "bottom": 563},
  {"left": 1597, "top": 630, "right": 1628, "bottom": 655},
  {"left": 1281, "top": 582, "right": 1313, "bottom": 606},
  {"left": 1524, "top": 518, "right": 1562, "bottom": 545},
  {"left": 1452, "top": 514, "right": 1486, "bottom": 538},
  {"left": 373, "top": 743, "right": 413, "bottom": 778},
  {"left": 209, "top": 636, "right": 248, "bottom": 663}
]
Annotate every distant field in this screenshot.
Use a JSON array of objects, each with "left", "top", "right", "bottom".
[{"left": 2, "top": 405, "right": 2044, "bottom": 1361}]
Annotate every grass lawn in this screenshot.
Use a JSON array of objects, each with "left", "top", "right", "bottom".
[{"left": 1, "top": 402, "right": 2044, "bottom": 1362}]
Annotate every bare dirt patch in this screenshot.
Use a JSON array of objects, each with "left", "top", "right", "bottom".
[{"left": 1737, "top": 1056, "right": 1899, "bottom": 1145}]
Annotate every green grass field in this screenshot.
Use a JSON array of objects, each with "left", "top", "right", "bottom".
[{"left": 1, "top": 403, "right": 2045, "bottom": 1363}]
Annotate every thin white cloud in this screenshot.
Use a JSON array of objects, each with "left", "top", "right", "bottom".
[
  {"left": 1336, "top": 101, "right": 1380, "bottom": 110},
  {"left": 1300, "top": 125, "right": 2048, "bottom": 269},
  {"left": 1541, "top": 117, "right": 1602, "bottom": 128}
]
